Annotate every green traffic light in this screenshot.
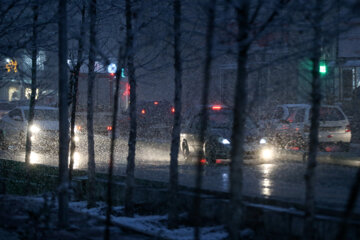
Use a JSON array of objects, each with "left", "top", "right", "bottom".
[{"left": 319, "top": 63, "right": 327, "bottom": 74}]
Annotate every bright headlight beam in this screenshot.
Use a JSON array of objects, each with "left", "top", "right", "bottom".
[
  {"left": 219, "top": 138, "right": 230, "bottom": 145},
  {"left": 260, "top": 138, "right": 267, "bottom": 144},
  {"left": 30, "top": 125, "right": 40, "bottom": 133},
  {"left": 261, "top": 148, "right": 273, "bottom": 160}
]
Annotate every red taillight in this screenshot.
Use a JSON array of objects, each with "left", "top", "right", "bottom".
[
  {"left": 345, "top": 125, "right": 351, "bottom": 132},
  {"left": 107, "top": 126, "right": 112, "bottom": 131},
  {"left": 211, "top": 105, "right": 222, "bottom": 110},
  {"left": 141, "top": 109, "right": 146, "bottom": 114},
  {"left": 200, "top": 159, "right": 207, "bottom": 165},
  {"left": 171, "top": 107, "right": 175, "bottom": 113},
  {"left": 154, "top": 101, "right": 159, "bottom": 105}
]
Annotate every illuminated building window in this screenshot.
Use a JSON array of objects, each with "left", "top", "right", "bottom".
[
  {"left": 25, "top": 88, "right": 39, "bottom": 99},
  {"left": 8, "top": 87, "right": 19, "bottom": 101}
]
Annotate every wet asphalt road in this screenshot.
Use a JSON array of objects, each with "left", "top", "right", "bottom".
[{"left": 1, "top": 134, "right": 359, "bottom": 213}]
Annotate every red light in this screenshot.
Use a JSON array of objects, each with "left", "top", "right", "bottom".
[
  {"left": 345, "top": 125, "right": 351, "bottom": 132},
  {"left": 325, "top": 146, "right": 333, "bottom": 152},
  {"left": 171, "top": 107, "right": 175, "bottom": 113},
  {"left": 107, "top": 126, "right": 112, "bottom": 131},
  {"left": 216, "top": 159, "right": 222, "bottom": 164},
  {"left": 290, "top": 147, "right": 300, "bottom": 151},
  {"left": 123, "top": 82, "right": 130, "bottom": 96},
  {"left": 327, "top": 135, "right": 332, "bottom": 138},
  {"left": 141, "top": 109, "right": 146, "bottom": 114},
  {"left": 200, "top": 159, "right": 207, "bottom": 165},
  {"left": 211, "top": 105, "right": 222, "bottom": 110},
  {"left": 110, "top": 73, "right": 115, "bottom": 76},
  {"left": 154, "top": 101, "right": 159, "bottom": 105}
]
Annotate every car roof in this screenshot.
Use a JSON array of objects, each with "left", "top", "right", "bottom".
[
  {"left": 278, "top": 104, "right": 342, "bottom": 109},
  {"left": 16, "top": 106, "right": 58, "bottom": 111},
  {"left": 278, "top": 104, "right": 310, "bottom": 108}
]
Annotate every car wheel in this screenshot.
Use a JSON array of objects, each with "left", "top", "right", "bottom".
[
  {"left": 205, "top": 142, "right": 216, "bottom": 164},
  {"left": 182, "top": 141, "right": 190, "bottom": 162}
]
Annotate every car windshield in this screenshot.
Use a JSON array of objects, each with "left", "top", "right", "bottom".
[
  {"left": 207, "top": 111, "right": 255, "bottom": 130},
  {"left": 208, "top": 112, "right": 232, "bottom": 128},
  {"left": 24, "top": 109, "right": 58, "bottom": 121}
]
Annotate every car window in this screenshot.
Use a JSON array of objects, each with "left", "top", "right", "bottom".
[
  {"left": 8, "top": 109, "right": 23, "bottom": 120},
  {"left": 309, "top": 107, "right": 345, "bottom": 121},
  {"left": 24, "top": 109, "right": 58, "bottom": 121},
  {"left": 287, "top": 108, "right": 306, "bottom": 123},
  {"left": 319, "top": 107, "right": 345, "bottom": 121}
]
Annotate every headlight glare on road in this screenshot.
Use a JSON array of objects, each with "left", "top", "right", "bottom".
[
  {"left": 218, "top": 137, "right": 230, "bottom": 145},
  {"left": 259, "top": 138, "right": 267, "bottom": 144},
  {"left": 261, "top": 148, "right": 274, "bottom": 160},
  {"left": 73, "top": 136, "right": 79, "bottom": 142},
  {"left": 30, "top": 125, "right": 40, "bottom": 133}
]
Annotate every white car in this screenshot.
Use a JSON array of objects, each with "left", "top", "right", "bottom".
[
  {"left": 0, "top": 106, "right": 79, "bottom": 151},
  {"left": 261, "top": 104, "right": 351, "bottom": 150}
]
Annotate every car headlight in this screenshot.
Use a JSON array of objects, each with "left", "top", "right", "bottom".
[
  {"left": 259, "top": 138, "right": 267, "bottom": 144},
  {"left": 260, "top": 148, "right": 274, "bottom": 160},
  {"left": 218, "top": 137, "right": 230, "bottom": 145},
  {"left": 74, "top": 125, "right": 82, "bottom": 133},
  {"left": 30, "top": 125, "right": 40, "bottom": 133}
]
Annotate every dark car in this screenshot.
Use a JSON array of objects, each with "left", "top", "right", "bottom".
[
  {"left": 180, "top": 105, "right": 273, "bottom": 164},
  {"left": 110, "top": 100, "right": 174, "bottom": 138}
]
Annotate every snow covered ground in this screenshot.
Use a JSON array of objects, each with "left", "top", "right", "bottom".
[{"left": 69, "top": 201, "right": 228, "bottom": 240}]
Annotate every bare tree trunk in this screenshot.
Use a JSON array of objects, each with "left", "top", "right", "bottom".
[
  {"left": 58, "top": 0, "right": 69, "bottom": 228},
  {"left": 87, "top": 0, "right": 97, "bottom": 209},
  {"left": 125, "top": 0, "right": 136, "bottom": 217},
  {"left": 303, "top": 1, "right": 322, "bottom": 239},
  {"left": 69, "top": 1, "right": 86, "bottom": 183},
  {"left": 168, "top": 0, "right": 182, "bottom": 230},
  {"left": 192, "top": 0, "right": 216, "bottom": 239},
  {"left": 105, "top": 46, "right": 124, "bottom": 240},
  {"left": 25, "top": 0, "right": 38, "bottom": 166},
  {"left": 228, "top": 2, "right": 249, "bottom": 239}
]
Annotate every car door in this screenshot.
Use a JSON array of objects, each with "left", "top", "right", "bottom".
[
  {"left": 180, "top": 115, "right": 202, "bottom": 152},
  {"left": 1, "top": 108, "right": 25, "bottom": 141}
]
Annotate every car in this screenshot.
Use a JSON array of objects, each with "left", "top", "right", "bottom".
[
  {"left": 260, "top": 104, "right": 351, "bottom": 150},
  {"left": 0, "top": 106, "right": 80, "bottom": 151},
  {"left": 109, "top": 100, "right": 174, "bottom": 138},
  {"left": 180, "top": 105, "right": 274, "bottom": 164}
]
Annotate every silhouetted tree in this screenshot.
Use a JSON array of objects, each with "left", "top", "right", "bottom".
[
  {"left": 303, "top": 0, "right": 323, "bottom": 239},
  {"left": 192, "top": 0, "right": 216, "bottom": 239},
  {"left": 58, "top": 0, "right": 69, "bottom": 228},
  {"left": 168, "top": 0, "right": 182, "bottom": 229},
  {"left": 68, "top": 0, "right": 86, "bottom": 183},
  {"left": 87, "top": 0, "right": 97, "bottom": 209},
  {"left": 125, "top": 0, "right": 136, "bottom": 217},
  {"left": 25, "top": 0, "right": 39, "bottom": 166}
]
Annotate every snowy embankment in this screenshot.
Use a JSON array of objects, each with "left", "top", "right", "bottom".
[{"left": 69, "top": 201, "right": 228, "bottom": 240}]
